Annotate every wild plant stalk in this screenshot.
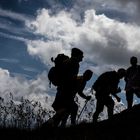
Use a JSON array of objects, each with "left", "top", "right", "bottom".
[
  {"left": 0, "top": 93, "right": 55, "bottom": 129},
  {"left": 0, "top": 92, "right": 126, "bottom": 129}
]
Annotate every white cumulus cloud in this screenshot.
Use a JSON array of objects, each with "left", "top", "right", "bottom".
[
  {"left": 26, "top": 8, "right": 140, "bottom": 75},
  {"left": 0, "top": 68, "right": 55, "bottom": 109}
]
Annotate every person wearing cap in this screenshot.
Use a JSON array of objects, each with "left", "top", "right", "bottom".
[
  {"left": 91, "top": 68, "right": 126, "bottom": 123},
  {"left": 49, "top": 48, "right": 84, "bottom": 127},
  {"left": 125, "top": 56, "right": 140, "bottom": 109},
  {"left": 62, "top": 47, "right": 84, "bottom": 84}
]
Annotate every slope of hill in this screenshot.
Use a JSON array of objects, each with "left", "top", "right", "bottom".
[
  {"left": 1, "top": 104, "right": 140, "bottom": 140},
  {"left": 36, "top": 104, "right": 140, "bottom": 140}
]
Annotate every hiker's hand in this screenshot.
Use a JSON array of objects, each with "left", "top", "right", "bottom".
[
  {"left": 116, "top": 96, "right": 121, "bottom": 102},
  {"left": 90, "top": 87, "right": 94, "bottom": 94},
  {"left": 86, "top": 96, "right": 91, "bottom": 101}
]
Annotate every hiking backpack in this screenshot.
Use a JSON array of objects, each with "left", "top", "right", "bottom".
[{"left": 48, "top": 53, "right": 69, "bottom": 87}]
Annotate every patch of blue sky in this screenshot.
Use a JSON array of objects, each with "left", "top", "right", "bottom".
[
  {"left": 96, "top": 8, "right": 132, "bottom": 23},
  {"left": 0, "top": 36, "right": 46, "bottom": 79}
]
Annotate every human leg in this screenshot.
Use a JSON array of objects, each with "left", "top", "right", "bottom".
[
  {"left": 70, "top": 102, "right": 78, "bottom": 125},
  {"left": 93, "top": 97, "right": 104, "bottom": 123},
  {"left": 49, "top": 108, "right": 67, "bottom": 127},
  {"left": 126, "top": 89, "right": 134, "bottom": 109},
  {"left": 105, "top": 96, "right": 115, "bottom": 119},
  {"left": 60, "top": 112, "right": 70, "bottom": 127}
]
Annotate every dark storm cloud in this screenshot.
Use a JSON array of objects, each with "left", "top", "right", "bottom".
[
  {"left": 116, "top": 0, "right": 140, "bottom": 5},
  {"left": 115, "top": 0, "right": 140, "bottom": 12},
  {"left": 113, "top": 0, "right": 140, "bottom": 22}
]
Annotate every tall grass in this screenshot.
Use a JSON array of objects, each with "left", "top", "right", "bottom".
[
  {"left": 0, "top": 93, "right": 55, "bottom": 129},
  {"left": 0, "top": 92, "right": 126, "bottom": 129}
]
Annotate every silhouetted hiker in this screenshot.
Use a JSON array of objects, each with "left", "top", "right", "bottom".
[
  {"left": 60, "top": 69, "right": 93, "bottom": 127},
  {"left": 125, "top": 56, "right": 140, "bottom": 109},
  {"left": 62, "top": 47, "right": 84, "bottom": 87},
  {"left": 47, "top": 48, "right": 84, "bottom": 127},
  {"left": 91, "top": 68, "right": 126, "bottom": 123}
]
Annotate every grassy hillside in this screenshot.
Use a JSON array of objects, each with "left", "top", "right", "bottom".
[{"left": 1, "top": 104, "right": 140, "bottom": 140}]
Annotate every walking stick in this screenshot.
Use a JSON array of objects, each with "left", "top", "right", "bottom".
[{"left": 77, "top": 100, "right": 89, "bottom": 123}]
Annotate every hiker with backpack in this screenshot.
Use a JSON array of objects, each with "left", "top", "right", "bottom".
[
  {"left": 91, "top": 68, "right": 126, "bottom": 123},
  {"left": 125, "top": 56, "right": 140, "bottom": 109},
  {"left": 47, "top": 48, "right": 84, "bottom": 127},
  {"left": 59, "top": 69, "right": 93, "bottom": 127},
  {"left": 48, "top": 53, "right": 69, "bottom": 87}
]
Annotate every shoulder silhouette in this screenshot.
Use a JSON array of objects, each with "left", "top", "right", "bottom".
[
  {"left": 125, "top": 56, "right": 140, "bottom": 109},
  {"left": 92, "top": 68, "right": 126, "bottom": 123}
]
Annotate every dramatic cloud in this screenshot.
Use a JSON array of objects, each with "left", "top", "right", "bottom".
[
  {"left": 97, "top": 0, "right": 140, "bottom": 24},
  {"left": 0, "top": 68, "right": 54, "bottom": 109},
  {"left": 69, "top": 0, "right": 140, "bottom": 24},
  {"left": 114, "top": 0, "right": 140, "bottom": 7},
  {"left": 26, "top": 8, "right": 140, "bottom": 75},
  {"left": 113, "top": 0, "right": 139, "bottom": 18},
  {"left": 0, "top": 8, "right": 30, "bottom": 22},
  {"left": 0, "top": 8, "right": 35, "bottom": 43},
  {"left": 0, "top": 32, "right": 29, "bottom": 42},
  {"left": 0, "top": 0, "right": 136, "bottom": 123}
]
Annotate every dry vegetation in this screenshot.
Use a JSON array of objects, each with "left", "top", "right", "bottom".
[{"left": 0, "top": 92, "right": 55, "bottom": 129}]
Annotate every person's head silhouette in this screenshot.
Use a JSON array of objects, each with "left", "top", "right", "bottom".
[
  {"left": 71, "top": 48, "right": 83, "bottom": 62},
  {"left": 83, "top": 70, "right": 93, "bottom": 81},
  {"left": 117, "top": 68, "right": 126, "bottom": 79},
  {"left": 130, "top": 56, "right": 137, "bottom": 66}
]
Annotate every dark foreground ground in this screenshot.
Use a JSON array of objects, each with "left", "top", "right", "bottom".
[{"left": 1, "top": 104, "right": 140, "bottom": 140}]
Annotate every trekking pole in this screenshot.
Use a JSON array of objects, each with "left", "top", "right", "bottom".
[{"left": 76, "top": 100, "right": 89, "bottom": 123}]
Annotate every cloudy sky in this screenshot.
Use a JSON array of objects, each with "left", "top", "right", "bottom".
[{"left": 0, "top": 0, "right": 140, "bottom": 107}]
